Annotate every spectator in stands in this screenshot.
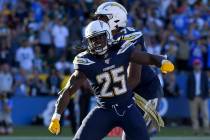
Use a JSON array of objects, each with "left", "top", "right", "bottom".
[
  {"left": 0, "top": 63, "right": 13, "bottom": 135},
  {"left": 33, "top": 46, "right": 44, "bottom": 72},
  {"left": 55, "top": 55, "right": 72, "bottom": 74},
  {"left": 176, "top": 35, "right": 190, "bottom": 71},
  {"left": 38, "top": 15, "right": 53, "bottom": 55},
  {"left": 28, "top": 70, "right": 47, "bottom": 96},
  {"left": 28, "top": 29, "right": 39, "bottom": 48},
  {"left": 147, "top": 36, "right": 162, "bottom": 55},
  {"left": 15, "top": 38, "right": 35, "bottom": 72},
  {"left": 189, "top": 39, "right": 205, "bottom": 67},
  {"left": 187, "top": 59, "right": 210, "bottom": 135},
  {"left": 14, "top": 1, "right": 28, "bottom": 24},
  {"left": 0, "top": 43, "right": 10, "bottom": 64},
  {"left": 0, "top": 13, "right": 10, "bottom": 50},
  {"left": 51, "top": 17, "right": 69, "bottom": 58},
  {"left": 46, "top": 68, "right": 61, "bottom": 96},
  {"left": 0, "top": 93, "right": 13, "bottom": 135},
  {"left": 13, "top": 68, "right": 29, "bottom": 96},
  {"left": 172, "top": 4, "right": 189, "bottom": 36},
  {"left": 31, "top": 0, "right": 44, "bottom": 23},
  {"left": 0, "top": 63, "right": 13, "bottom": 98},
  {"left": 68, "top": 17, "right": 82, "bottom": 46},
  {"left": 163, "top": 37, "right": 178, "bottom": 63},
  {"left": 26, "top": 11, "right": 40, "bottom": 35},
  {"left": 45, "top": 47, "right": 57, "bottom": 70}
]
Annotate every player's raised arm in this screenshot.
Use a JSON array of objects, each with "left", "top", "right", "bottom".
[
  {"left": 48, "top": 70, "right": 87, "bottom": 135},
  {"left": 127, "top": 43, "right": 142, "bottom": 90},
  {"left": 130, "top": 47, "right": 174, "bottom": 73}
]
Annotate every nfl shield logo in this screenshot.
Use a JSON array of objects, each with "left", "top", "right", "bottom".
[{"left": 105, "top": 58, "right": 110, "bottom": 64}]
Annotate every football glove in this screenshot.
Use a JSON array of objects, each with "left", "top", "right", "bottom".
[
  {"left": 48, "top": 113, "right": 61, "bottom": 135},
  {"left": 48, "top": 119, "right": 60, "bottom": 135},
  {"left": 134, "top": 93, "right": 164, "bottom": 131},
  {"left": 161, "top": 60, "right": 174, "bottom": 74}
]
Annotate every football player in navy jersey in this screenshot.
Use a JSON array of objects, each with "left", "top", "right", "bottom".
[
  {"left": 94, "top": 1, "right": 166, "bottom": 138},
  {"left": 48, "top": 20, "right": 174, "bottom": 140}
]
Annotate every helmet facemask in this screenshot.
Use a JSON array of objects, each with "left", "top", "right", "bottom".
[
  {"left": 84, "top": 20, "right": 113, "bottom": 55},
  {"left": 86, "top": 31, "right": 110, "bottom": 55}
]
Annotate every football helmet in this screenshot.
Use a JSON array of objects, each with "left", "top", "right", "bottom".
[
  {"left": 95, "top": 2, "right": 128, "bottom": 31},
  {"left": 85, "top": 20, "right": 113, "bottom": 55}
]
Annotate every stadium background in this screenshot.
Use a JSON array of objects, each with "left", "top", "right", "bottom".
[{"left": 0, "top": 0, "right": 209, "bottom": 139}]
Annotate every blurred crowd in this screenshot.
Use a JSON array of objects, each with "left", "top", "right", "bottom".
[
  {"left": 0, "top": 0, "right": 209, "bottom": 135},
  {"left": 0, "top": 0, "right": 209, "bottom": 96}
]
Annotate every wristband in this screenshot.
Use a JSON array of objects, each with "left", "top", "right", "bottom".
[
  {"left": 52, "top": 113, "right": 61, "bottom": 121},
  {"left": 161, "top": 59, "right": 168, "bottom": 65}
]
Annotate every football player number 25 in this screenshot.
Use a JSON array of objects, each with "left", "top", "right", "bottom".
[{"left": 96, "top": 66, "right": 127, "bottom": 97}]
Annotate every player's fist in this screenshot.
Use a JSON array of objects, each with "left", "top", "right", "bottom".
[
  {"left": 161, "top": 60, "right": 174, "bottom": 73},
  {"left": 48, "top": 119, "right": 60, "bottom": 135}
]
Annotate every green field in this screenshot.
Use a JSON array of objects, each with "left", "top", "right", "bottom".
[
  {"left": 4, "top": 126, "right": 203, "bottom": 136},
  {"left": 0, "top": 126, "right": 210, "bottom": 140}
]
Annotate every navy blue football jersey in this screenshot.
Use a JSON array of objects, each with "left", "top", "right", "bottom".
[
  {"left": 114, "top": 27, "right": 157, "bottom": 88},
  {"left": 73, "top": 42, "right": 135, "bottom": 106}
]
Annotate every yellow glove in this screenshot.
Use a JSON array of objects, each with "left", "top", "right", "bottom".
[
  {"left": 48, "top": 114, "right": 61, "bottom": 135},
  {"left": 161, "top": 60, "right": 174, "bottom": 73}
]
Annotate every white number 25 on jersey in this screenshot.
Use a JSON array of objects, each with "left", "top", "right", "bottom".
[{"left": 96, "top": 66, "right": 127, "bottom": 97}]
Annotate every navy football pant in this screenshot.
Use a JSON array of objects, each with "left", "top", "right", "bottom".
[{"left": 73, "top": 105, "right": 149, "bottom": 140}]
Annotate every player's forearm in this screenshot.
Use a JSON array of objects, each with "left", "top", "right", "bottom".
[
  {"left": 54, "top": 79, "right": 80, "bottom": 115},
  {"left": 52, "top": 70, "right": 86, "bottom": 119},
  {"left": 147, "top": 53, "right": 164, "bottom": 67},
  {"left": 131, "top": 48, "right": 164, "bottom": 67},
  {"left": 55, "top": 88, "right": 73, "bottom": 115}
]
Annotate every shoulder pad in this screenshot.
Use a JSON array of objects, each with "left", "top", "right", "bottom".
[
  {"left": 122, "top": 31, "right": 143, "bottom": 42},
  {"left": 73, "top": 51, "right": 95, "bottom": 65},
  {"left": 73, "top": 57, "right": 95, "bottom": 65},
  {"left": 117, "top": 41, "right": 135, "bottom": 55},
  {"left": 77, "top": 51, "right": 88, "bottom": 57}
]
